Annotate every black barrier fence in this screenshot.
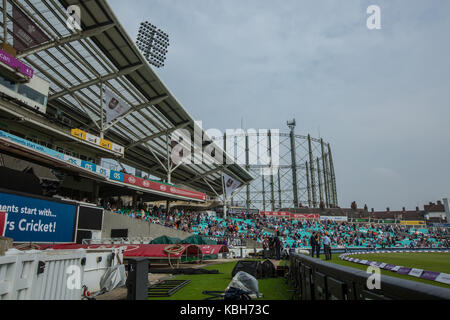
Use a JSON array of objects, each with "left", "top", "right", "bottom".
[
  {"left": 336, "top": 247, "right": 450, "bottom": 254},
  {"left": 288, "top": 253, "right": 450, "bottom": 300},
  {"left": 291, "top": 247, "right": 450, "bottom": 255}
]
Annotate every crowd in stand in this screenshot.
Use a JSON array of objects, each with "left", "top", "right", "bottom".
[{"left": 106, "top": 204, "right": 449, "bottom": 250}]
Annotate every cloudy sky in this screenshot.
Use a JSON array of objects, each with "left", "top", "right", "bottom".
[{"left": 109, "top": 0, "right": 450, "bottom": 211}]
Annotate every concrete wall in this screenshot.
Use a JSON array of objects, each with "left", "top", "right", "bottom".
[
  {"left": 101, "top": 211, "right": 192, "bottom": 240},
  {"left": 0, "top": 237, "right": 13, "bottom": 256}
]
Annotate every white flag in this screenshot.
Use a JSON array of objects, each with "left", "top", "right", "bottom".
[
  {"left": 103, "top": 88, "right": 131, "bottom": 124},
  {"left": 223, "top": 173, "right": 242, "bottom": 198}
]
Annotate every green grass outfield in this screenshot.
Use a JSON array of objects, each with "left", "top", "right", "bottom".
[
  {"left": 148, "top": 260, "right": 292, "bottom": 300},
  {"left": 324, "top": 252, "right": 450, "bottom": 289}
]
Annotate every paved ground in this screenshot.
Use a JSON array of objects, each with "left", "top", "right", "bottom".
[{"left": 95, "top": 258, "right": 282, "bottom": 300}]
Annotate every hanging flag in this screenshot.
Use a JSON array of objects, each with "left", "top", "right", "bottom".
[
  {"left": 103, "top": 88, "right": 131, "bottom": 124},
  {"left": 0, "top": 211, "right": 7, "bottom": 237},
  {"left": 12, "top": 3, "right": 50, "bottom": 51},
  {"left": 223, "top": 173, "right": 242, "bottom": 198}
]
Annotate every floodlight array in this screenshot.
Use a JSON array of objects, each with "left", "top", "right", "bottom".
[{"left": 136, "top": 21, "right": 170, "bottom": 68}]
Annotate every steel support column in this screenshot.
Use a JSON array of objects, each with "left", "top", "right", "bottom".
[
  {"left": 289, "top": 127, "right": 299, "bottom": 208},
  {"left": 277, "top": 168, "right": 282, "bottom": 210},
  {"left": 268, "top": 131, "right": 275, "bottom": 211},
  {"left": 308, "top": 135, "right": 317, "bottom": 208},
  {"left": 262, "top": 174, "right": 266, "bottom": 211},
  {"left": 321, "top": 139, "right": 330, "bottom": 208},
  {"left": 328, "top": 143, "right": 338, "bottom": 207},
  {"left": 306, "top": 161, "right": 312, "bottom": 208},
  {"left": 245, "top": 133, "right": 250, "bottom": 209},
  {"left": 317, "top": 157, "right": 323, "bottom": 206}
]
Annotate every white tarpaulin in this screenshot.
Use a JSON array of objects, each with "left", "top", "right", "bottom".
[
  {"left": 223, "top": 173, "right": 242, "bottom": 198},
  {"left": 103, "top": 88, "right": 131, "bottom": 124},
  {"left": 99, "top": 264, "right": 126, "bottom": 293}
]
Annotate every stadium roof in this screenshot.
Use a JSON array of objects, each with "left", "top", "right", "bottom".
[{"left": 0, "top": 0, "right": 253, "bottom": 196}]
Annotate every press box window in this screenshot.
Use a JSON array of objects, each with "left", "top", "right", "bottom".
[
  {"left": 18, "top": 84, "right": 47, "bottom": 105},
  {"left": 0, "top": 74, "right": 17, "bottom": 91}
]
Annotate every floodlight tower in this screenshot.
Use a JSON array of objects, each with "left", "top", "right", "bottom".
[
  {"left": 287, "top": 119, "right": 299, "bottom": 208},
  {"left": 136, "top": 21, "right": 170, "bottom": 68}
]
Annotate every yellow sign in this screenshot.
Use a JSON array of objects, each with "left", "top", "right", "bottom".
[
  {"left": 100, "top": 138, "right": 113, "bottom": 150},
  {"left": 401, "top": 221, "right": 425, "bottom": 226},
  {"left": 70, "top": 128, "right": 123, "bottom": 155},
  {"left": 71, "top": 128, "right": 86, "bottom": 140}
]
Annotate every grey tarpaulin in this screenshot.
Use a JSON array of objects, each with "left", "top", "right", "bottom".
[{"left": 227, "top": 271, "right": 262, "bottom": 298}]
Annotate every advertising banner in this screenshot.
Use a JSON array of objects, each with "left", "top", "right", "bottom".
[
  {"left": 0, "top": 48, "right": 34, "bottom": 78},
  {"left": 103, "top": 88, "right": 131, "bottom": 124},
  {"left": 96, "top": 166, "right": 110, "bottom": 178},
  {"left": 0, "top": 130, "right": 65, "bottom": 161},
  {"left": 261, "top": 211, "right": 286, "bottom": 217},
  {"left": 70, "top": 129, "right": 86, "bottom": 140},
  {"left": 0, "top": 191, "right": 77, "bottom": 243},
  {"left": 379, "top": 219, "right": 396, "bottom": 224},
  {"left": 81, "top": 160, "right": 97, "bottom": 173},
  {"left": 71, "top": 129, "right": 123, "bottom": 156},
  {"left": 122, "top": 174, "right": 207, "bottom": 201},
  {"left": 12, "top": 3, "right": 50, "bottom": 52},
  {"left": 63, "top": 154, "right": 82, "bottom": 167},
  {"left": 223, "top": 173, "right": 242, "bottom": 198},
  {"left": 110, "top": 170, "right": 124, "bottom": 182},
  {"left": 291, "top": 213, "right": 320, "bottom": 220},
  {"left": 260, "top": 211, "right": 319, "bottom": 219},
  {"left": 401, "top": 221, "right": 425, "bottom": 226},
  {"left": 320, "top": 216, "right": 348, "bottom": 222},
  {"left": 85, "top": 132, "right": 100, "bottom": 146}
]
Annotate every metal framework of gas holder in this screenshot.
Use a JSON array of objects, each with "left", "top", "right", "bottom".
[{"left": 212, "top": 127, "right": 338, "bottom": 211}]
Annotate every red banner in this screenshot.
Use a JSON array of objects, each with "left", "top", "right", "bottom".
[
  {"left": 291, "top": 213, "right": 320, "bottom": 220},
  {"left": 12, "top": 3, "right": 50, "bottom": 52},
  {"left": 261, "top": 211, "right": 291, "bottom": 217},
  {"left": 0, "top": 211, "right": 7, "bottom": 236},
  {"left": 260, "top": 211, "right": 319, "bottom": 220},
  {"left": 123, "top": 174, "right": 206, "bottom": 201}
]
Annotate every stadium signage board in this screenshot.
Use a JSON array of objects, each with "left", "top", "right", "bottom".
[
  {"left": 430, "top": 223, "right": 450, "bottom": 228},
  {"left": 261, "top": 211, "right": 291, "bottom": 218},
  {"left": 0, "top": 190, "right": 77, "bottom": 243},
  {"left": 260, "top": 211, "right": 320, "bottom": 220},
  {"left": 0, "top": 130, "right": 207, "bottom": 202},
  {"left": 401, "top": 221, "right": 426, "bottom": 226},
  {"left": 110, "top": 170, "right": 124, "bottom": 182},
  {"left": 291, "top": 213, "right": 320, "bottom": 220},
  {"left": 320, "top": 216, "right": 348, "bottom": 222},
  {"left": 81, "top": 160, "right": 97, "bottom": 172},
  {"left": 0, "top": 130, "right": 65, "bottom": 160},
  {"left": 227, "top": 208, "right": 260, "bottom": 215},
  {"left": 123, "top": 174, "right": 207, "bottom": 201},
  {"left": 0, "top": 48, "right": 34, "bottom": 78},
  {"left": 70, "top": 129, "right": 124, "bottom": 156}
]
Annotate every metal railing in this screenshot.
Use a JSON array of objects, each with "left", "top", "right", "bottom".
[{"left": 288, "top": 253, "right": 450, "bottom": 300}]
